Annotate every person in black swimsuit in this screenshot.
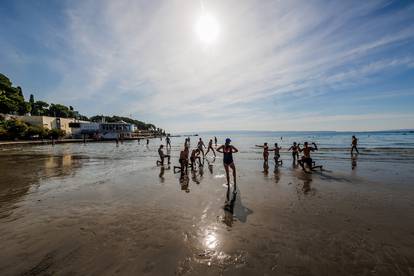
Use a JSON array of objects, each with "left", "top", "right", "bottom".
[{"left": 217, "top": 138, "right": 239, "bottom": 190}]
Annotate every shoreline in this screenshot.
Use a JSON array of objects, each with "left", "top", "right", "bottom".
[{"left": 0, "top": 136, "right": 159, "bottom": 147}]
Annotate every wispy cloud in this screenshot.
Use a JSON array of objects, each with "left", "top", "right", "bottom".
[{"left": 1, "top": 0, "right": 413, "bottom": 131}]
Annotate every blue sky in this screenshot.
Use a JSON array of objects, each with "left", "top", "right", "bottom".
[{"left": 1, "top": 0, "right": 413, "bottom": 132}]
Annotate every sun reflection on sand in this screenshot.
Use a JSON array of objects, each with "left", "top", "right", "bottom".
[{"left": 204, "top": 231, "right": 218, "bottom": 249}]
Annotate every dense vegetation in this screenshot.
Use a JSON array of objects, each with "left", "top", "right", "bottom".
[
  {"left": 0, "top": 73, "right": 88, "bottom": 119},
  {"left": 0, "top": 73, "right": 164, "bottom": 140},
  {"left": 0, "top": 115, "right": 65, "bottom": 140}
]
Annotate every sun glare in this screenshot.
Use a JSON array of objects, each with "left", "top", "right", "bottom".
[{"left": 195, "top": 13, "right": 219, "bottom": 44}]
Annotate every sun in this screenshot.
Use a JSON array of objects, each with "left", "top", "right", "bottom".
[{"left": 195, "top": 13, "right": 219, "bottom": 44}]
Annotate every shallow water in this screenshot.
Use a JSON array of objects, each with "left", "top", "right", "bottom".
[{"left": 0, "top": 133, "right": 414, "bottom": 275}]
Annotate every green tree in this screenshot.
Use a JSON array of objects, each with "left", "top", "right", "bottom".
[
  {"left": 0, "top": 74, "right": 29, "bottom": 115},
  {"left": 26, "top": 125, "right": 48, "bottom": 139},
  {"left": 33, "top": 101, "right": 49, "bottom": 115},
  {"left": 48, "top": 128, "right": 66, "bottom": 139},
  {"left": 5, "top": 119, "right": 28, "bottom": 139}
]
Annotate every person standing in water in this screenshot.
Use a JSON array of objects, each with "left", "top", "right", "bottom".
[
  {"left": 256, "top": 143, "right": 270, "bottom": 165},
  {"left": 351, "top": 135, "right": 359, "bottom": 155},
  {"left": 166, "top": 135, "right": 171, "bottom": 148},
  {"left": 197, "top": 138, "right": 206, "bottom": 158},
  {"left": 217, "top": 138, "right": 239, "bottom": 189},
  {"left": 214, "top": 136, "right": 218, "bottom": 147},
  {"left": 146, "top": 138, "right": 149, "bottom": 145},
  {"left": 288, "top": 142, "right": 300, "bottom": 163},
  {"left": 205, "top": 139, "right": 216, "bottom": 157},
  {"left": 179, "top": 146, "right": 189, "bottom": 178}
]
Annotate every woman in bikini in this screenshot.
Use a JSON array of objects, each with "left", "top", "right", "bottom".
[{"left": 217, "top": 138, "right": 239, "bottom": 189}]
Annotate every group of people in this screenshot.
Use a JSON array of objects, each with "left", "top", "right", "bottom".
[{"left": 157, "top": 135, "right": 361, "bottom": 186}]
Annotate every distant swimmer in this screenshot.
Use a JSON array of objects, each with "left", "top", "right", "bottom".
[
  {"left": 288, "top": 142, "right": 300, "bottom": 163},
  {"left": 217, "top": 138, "right": 239, "bottom": 189},
  {"left": 298, "top": 142, "right": 322, "bottom": 171},
  {"left": 256, "top": 143, "right": 270, "bottom": 165},
  {"left": 158, "top": 145, "right": 171, "bottom": 165},
  {"left": 272, "top": 143, "right": 282, "bottom": 166},
  {"left": 166, "top": 135, "right": 171, "bottom": 148},
  {"left": 190, "top": 148, "right": 202, "bottom": 169},
  {"left": 179, "top": 146, "right": 189, "bottom": 178},
  {"left": 214, "top": 136, "right": 218, "bottom": 147},
  {"left": 351, "top": 135, "right": 359, "bottom": 155},
  {"left": 197, "top": 138, "right": 206, "bottom": 158},
  {"left": 205, "top": 139, "right": 216, "bottom": 157}
]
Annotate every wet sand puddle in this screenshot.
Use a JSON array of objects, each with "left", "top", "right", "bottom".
[{"left": 0, "top": 142, "right": 413, "bottom": 275}]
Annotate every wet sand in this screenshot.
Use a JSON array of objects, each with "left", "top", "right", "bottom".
[{"left": 0, "top": 142, "right": 413, "bottom": 275}]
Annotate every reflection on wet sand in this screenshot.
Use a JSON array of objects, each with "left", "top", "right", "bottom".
[
  {"left": 0, "top": 153, "right": 84, "bottom": 220},
  {"left": 180, "top": 176, "right": 190, "bottom": 193},
  {"left": 352, "top": 154, "right": 358, "bottom": 170},
  {"left": 206, "top": 157, "right": 215, "bottom": 174},
  {"left": 1, "top": 143, "right": 414, "bottom": 275},
  {"left": 262, "top": 160, "right": 269, "bottom": 176}
]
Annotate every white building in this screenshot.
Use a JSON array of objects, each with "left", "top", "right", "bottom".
[{"left": 70, "top": 121, "right": 136, "bottom": 139}]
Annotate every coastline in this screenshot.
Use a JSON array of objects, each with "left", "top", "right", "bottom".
[{"left": 0, "top": 136, "right": 160, "bottom": 147}]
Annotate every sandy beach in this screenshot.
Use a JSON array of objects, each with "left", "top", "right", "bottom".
[{"left": 0, "top": 136, "right": 413, "bottom": 275}]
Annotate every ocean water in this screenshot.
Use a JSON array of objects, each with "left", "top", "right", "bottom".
[{"left": 182, "top": 130, "right": 414, "bottom": 163}]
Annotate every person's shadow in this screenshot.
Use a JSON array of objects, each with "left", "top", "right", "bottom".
[
  {"left": 159, "top": 165, "right": 170, "bottom": 183},
  {"left": 180, "top": 176, "right": 190, "bottom": 193},
  {"left": 223, "top": 188, "right": 253, "bottom": 227}
]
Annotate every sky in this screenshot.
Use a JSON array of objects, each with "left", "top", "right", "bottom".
[{"left": 1, "top": 0, "right": 414, "bottom": 132}]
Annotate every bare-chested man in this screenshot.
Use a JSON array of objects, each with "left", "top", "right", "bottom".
[{"left": 298, "top": 142, "right": 322, "bottom": 171}]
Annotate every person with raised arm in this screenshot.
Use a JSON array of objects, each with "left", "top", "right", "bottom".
[
  {"left": 298, "top": 142, "right": 322, "bottom": 171},
  {"left": 255, "top": 142, "right": 270, "bottom": 164}
]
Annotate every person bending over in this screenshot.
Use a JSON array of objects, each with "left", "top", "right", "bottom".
[{"left": 190, "top": 148, "right": 202, "bottom": 169}]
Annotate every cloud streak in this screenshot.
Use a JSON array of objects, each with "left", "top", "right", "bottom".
[{"left": 1, "top": 0, "right": 413, "bottom": 131}]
